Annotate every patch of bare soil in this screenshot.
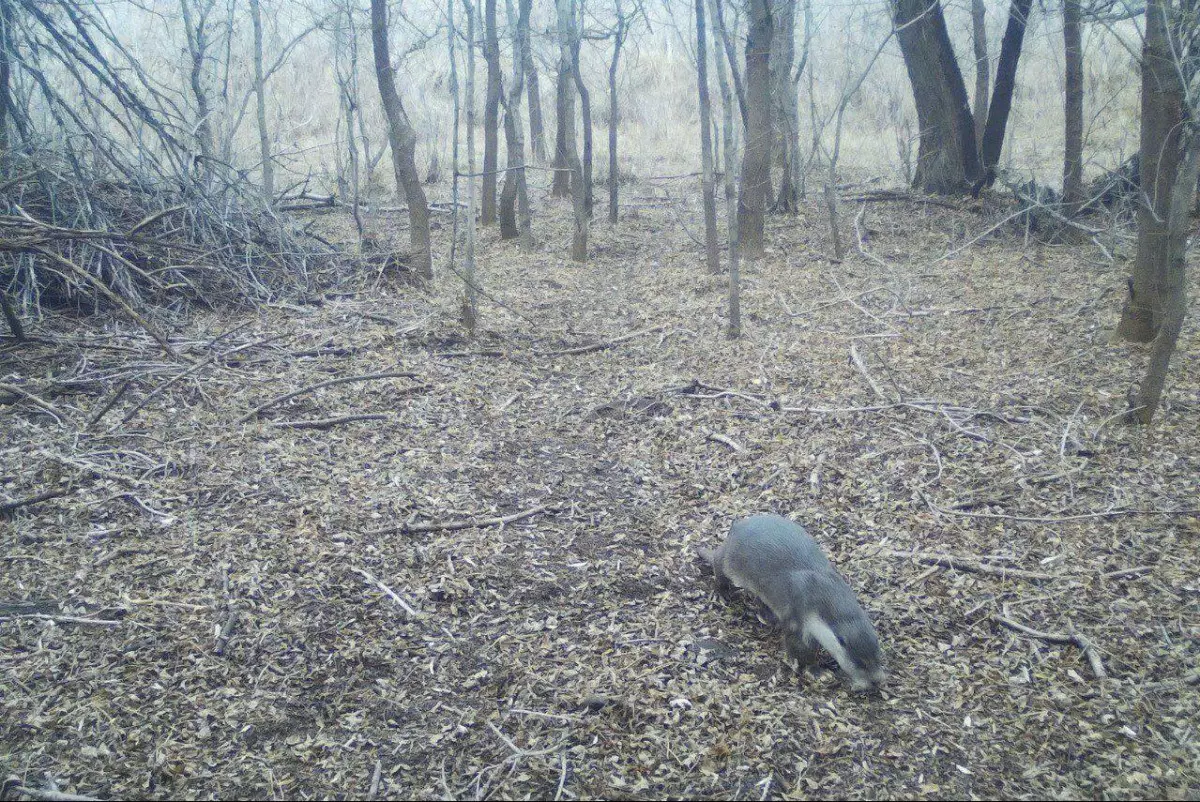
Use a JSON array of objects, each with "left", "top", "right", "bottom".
[{"left": 2, "top": 183, "right": 1198, "bottom": 800}]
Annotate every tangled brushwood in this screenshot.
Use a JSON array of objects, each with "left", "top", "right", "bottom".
[
  {"left": 0, "top": 154, "right": 344, "bottom": 346},
  {"left": 0, "top": 0, "right": 352, "bottom": 347}
]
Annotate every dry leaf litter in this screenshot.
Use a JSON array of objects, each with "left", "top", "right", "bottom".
[{"left": 1, "top": 182, "right": 1198, "bottom": 800}]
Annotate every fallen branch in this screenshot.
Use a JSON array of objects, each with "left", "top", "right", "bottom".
[
  {"left": 888, "top": 549, "right": 1058, "bottom": 582},
  {"left": 1, "top": 779, "right": 100, "bottom": 802},
  {"left": 272, "top": 414, "right": 388, "bottom": 430},
  {"left": 994, "top": 612, "right": 1106, "bottom": 678},
  {"left": 0, "top": 486, "right": 71, "bottom": 514},
  {"left": 849, "top": 341, "right": 892, "bottom": 402},
  {"left": 85, "top": 380, "right": 132, "bottom": 428},
  {"left": 365, "top": 503, "right": 556, "bottom": 537},
  {"left": 0, "top": 381, "right": 64, "bottom": 424},
  {"left": 924, "top": 494, "right": 1200, "bottom": 524},
  {"left": 540, "top": 324, "right": 670, "bottom": 357},
  {"left": 352, "top": 566, "right": 420, "bottom": 618},
  {"left": 237, "top": 370, "right": 420, "bottom": 424},
  {"left": 0, "top": 613, "right": 122, "bottom": 627},
  {"left": 214, "top": 610, "right": 238, "bottom": 655},
  {"left": 705, "top": 432, "right": 745, "bottom": 452}
]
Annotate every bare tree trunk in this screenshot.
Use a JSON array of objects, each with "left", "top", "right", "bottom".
[
  {"left": 707, "top": 0, "right": 740, "bottom": 336},
  {"left": 769, "top": 0, "right": 797, "bottom": 212},
  {"left": 1062, "top": 0, "right": 1083, "bottom": 210},
  {"left": 978, "top": 0, "right": 1033, "bottom": 188},
  {"left": 369, "top": 0, "right": 433, "bottom": 279},
  {"left": 737, "top": 0, "right": 773, "bottom": 258},
  {"left": 500, "top": 0, "right": 533, "bottom": 249},
  {"left": 970, "top": 0, "right": 988, "bottom": 152},
  {"left": 462, "top": 0, "right": 479, "bottom": 332},
  {"left": 568, "top": 5, "right": 589, "bottom": 261},
  {"left": 524, "top": 31, "right": 548, "bottom": 163},
  {"left": 250, "top": 0, "right": 273, "bottom": 201},
  {"left": 608, "top": 0, "right": 629, "bottom": 224},
  {"left": 179, "top": 0, "right": 216, "bottom": 186},
  {"left": 1117, "top": 0, "right": 1184, "bottom": 345},
  {"left": 0, "top": 0, "right": 15, "bottom": 164},
  {"left": 696, "top": 0, "right": 719, "bottom": 273},
  {"left": 892, "top": 0, "right": 980, "bottom": 194},
  {"left": 713, "top": 0, "right": 748, "bottom": 129},
  {"left": 570, "top": 14, "right": 593, "bottom": 221},
  {"left": 482, "top": 0, "right": 501, "bottom": 225},
  {"left": 552, "top": 0, "right": 576, "bottom": 198}
]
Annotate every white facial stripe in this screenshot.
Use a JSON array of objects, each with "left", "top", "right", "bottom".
[{"left": 804, "top": 614, "right": 864, "bottom": 681}]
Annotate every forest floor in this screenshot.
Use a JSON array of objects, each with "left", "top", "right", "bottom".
[{"left": 2, "top": 181, "right": 1198, "bottom": 801}]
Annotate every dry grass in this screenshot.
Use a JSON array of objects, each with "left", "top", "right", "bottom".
[{"left": 1, "top": 179, "right": 1197, "bottom": 800}]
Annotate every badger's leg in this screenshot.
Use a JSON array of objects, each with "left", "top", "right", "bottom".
[{"left": 784, "top": 629, "right": 819, "bottom": 670}]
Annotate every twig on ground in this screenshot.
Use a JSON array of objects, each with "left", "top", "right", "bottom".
[
  {"left": 237, "top": 370, "right": 421, "bottom": 424},
  {"left": 888, "top": 550, "right": 1058, "bottom": 582},
  {"left": 0, "top": 382, "right": 64, "bottom": 424},
  {"left": 994, "top": 610, "right": 1106, "bottom": 678},
  {"left": 272, "top": 414, "right": 388, "bottom": 430},
  {"left": 0, "top": 486, "right": 71, "bottom": 515},
  {"left": 1, "top": 778, "right": 100, "bottom": 802},
  {"left": 352, "top": 566, "right": 421, "bottom": 618},
  {"left": 364, "top": 503, "right": 556, "bottom": 537},
  {"left": 540, "top": 324, "right": 669, "bottom": 357},
  {"left": 849, "top": 341, "right": 892, "bottom": 402},
  {"left": 705, "top": 432, "right": 745, "bottom": 452}
]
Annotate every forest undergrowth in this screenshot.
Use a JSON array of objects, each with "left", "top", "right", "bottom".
[{"left": 1, "top": 181, "right": 1197, "bottom": 800}]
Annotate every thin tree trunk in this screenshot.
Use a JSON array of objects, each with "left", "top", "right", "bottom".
[
  {"left": 524, "top": 31, "right": 548, "bottom": 163},
  {"left": 970, "top": 0, "right": 988, "bottom": 152},
  {"left": 608, "top": 2, "right": 628, "bottom": 224},
  {"left": 0, "top": 0, "right": 15, "bottom": 165},
  {"left": 713, "top": 0, "right": 749, "bottom": 129},
  {"left": 462, "top": 0, "right": 479, "bottom": 332},
  {"left": 1062, "top": 0, "right": 1083, "bottom": 210},
  {"left": 369, "top": 0, "right": 433, "bottom": 279},
  {"left": 737, "top": 0, "right": 773, "bottom": 258},
  {"left": 250, "top": 0, "right": 273, "bottom": 201},
  {"left": 696, "top": 0, "right": 719, "bottom": 273},
  {"left": 571, "top": 20, "right": 593, "bottom": 221},
  {"left": 1117, "top": 0, "right": 1183, "bottom": 344},
  {"left": 552, "top": 0, "right": 576, "bottom": 198},
  {"left": 179, "top": 0, "right": 216, "bottom": 186},
  {"left": 893, "top": 0, "right": 980, "bottom": 194},
  {"left": 769, "top": 0, "right": 797, "bottom": 211},
  {"left": 978, "top": 0, "right": 1033, "bottom": 188},
  {"left": 708, "top": 0, "right": 740, "bottom": 337},
  {"left": 1132, "top": 132, "right": 1197, "bottom": 423},
  {"left": 568, "top": 2, "right": 589, "bottom": 261},
  {"left": 500, "top": 0, "right": 533, "bottom": 249},
  {"left": 482, "top": 0, "right": 501, "bottom": 225}
]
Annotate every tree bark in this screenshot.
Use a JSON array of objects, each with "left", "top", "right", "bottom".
[
  {"left": 893, "top": 0, "right": 980, "bottom": 194},
  {"left": 179, "top": 0, "right": 216, "bottom": 186},
  {"left": 250, "top": 0, "right": 273, "bottom": 201},
  {"left": 571, "top": 25, "right": 593, "bottom": 222},
  {"left": 696, "top": 0, "right": 719, "bottom": 273},
  {"left": 978, "top": 0, "right": 1033, "bottom": 187},
  {"left": 1117, "top": 0, "right": 1184, "bottom": 345},
  {"left": 737, "top": 0, "right": 773, "bottom": 258},
  {"left": 970, "top": 0, "right": 988, "bottom": 152},
  {"left": 771, "top": 0, "right": 799, "bottom": 212},
  {"left": 482, "top": 0, "right": 501, "bottom": 225},
  {"left": 500, "top": 0, "right": 533, "bottom": 248},
  {"left": 569, "top": 2, "right": 590, "bottom": 261},
  {"left": 608, "top": 1, "right": 629, "bottom": 224},
  {"left": 523, "top": 29, "right": 548, "bottom": 163},
  {"left": 713, "top": 0, "right": 749, "bottom": 130},
  {"left": 1062, "top": 0, "right": 1083, "bottom": 210},
  {"left": 552, "top": 0, "right": 576, "bottom": 198},
  {"left": 707, "top": 0, "right": 740, "bottom": 337},
  {"left": 0, "top": 0, "right": 15, "bottom": 164},
  {"left": 462, "top": 0, "right": 479, "bottom": 332},
  {"left": 369, "top": 0, "right": 433, "bottom": 279}
]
